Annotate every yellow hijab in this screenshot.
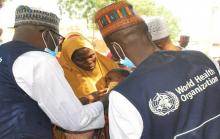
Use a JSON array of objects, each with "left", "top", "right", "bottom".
[{"left": 58, "top": 32, "right": 118, "bottom": 98}]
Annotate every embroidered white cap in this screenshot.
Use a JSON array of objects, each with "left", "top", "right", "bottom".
[
  {"left": 143, "top": 16, "right": 170, "bottom": 41},
  {"left": 14, "top": 5, "right": 60, "bottom": 31}
]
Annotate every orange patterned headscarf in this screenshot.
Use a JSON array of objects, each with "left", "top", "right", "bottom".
[{"left": 58, "top": 32, "right": 118, "bottom": 98}]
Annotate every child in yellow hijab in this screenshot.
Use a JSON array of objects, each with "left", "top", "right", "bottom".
[{"left": 58, "top": 32, "right": 118, "bottom": 99}]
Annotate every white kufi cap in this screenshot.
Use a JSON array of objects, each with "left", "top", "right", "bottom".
[{"left": 143, "top": 16, "right": 170, "bottom": 41}]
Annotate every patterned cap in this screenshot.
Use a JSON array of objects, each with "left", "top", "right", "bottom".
[
  {"left": 95, "top": 1, "right": 144, "bottom": 37},
  {"left": 14, "top": 5, "right": 60, "bottom": 31},
  {"left": 143, "top": 16, "right": 169, "bottom": 41}
]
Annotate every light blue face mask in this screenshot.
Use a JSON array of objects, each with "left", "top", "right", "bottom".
[
  {"left": 111, "top": 42, "right": 136, "bottom": 68},
  {"left": 44, "top": 47, "right": 58, "bottom": 57},
  {"left": 120, "top": 57, "right": 136, "bottom": 68},
  {"left": 42, "top": 31, "right": 58, "bottom": 57}
]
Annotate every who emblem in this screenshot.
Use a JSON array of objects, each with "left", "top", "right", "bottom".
[{"left": 149, "top": 91, "right": 179, "bottom": 116}]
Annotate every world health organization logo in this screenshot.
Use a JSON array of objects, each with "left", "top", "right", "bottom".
[{"left": 149, "top": 91, "right": 179, "bottom": 116}]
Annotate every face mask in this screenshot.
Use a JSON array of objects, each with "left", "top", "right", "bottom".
[
  {"left": 120, "top": 57, "right": 136, "bottom": 68},
  {"left": 42, "top": 30, "right": 59, "bottom": 57},
  {"left": 44, "top": 47, "right": 58, "bottom": 57},
  {"left": 111, "top": 42, "right": 136, "bottom": 68}
]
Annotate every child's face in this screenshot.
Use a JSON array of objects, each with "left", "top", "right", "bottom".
[{"left": 106, "top": 72, "right": 126, "bottom": 87}]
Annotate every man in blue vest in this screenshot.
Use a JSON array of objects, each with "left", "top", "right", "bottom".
[
  {"left": 0, "top": 5, "right": 108, "bottom": 139},
  {"left": 95, "top": 1, "right": 220, "bottom": 139}
]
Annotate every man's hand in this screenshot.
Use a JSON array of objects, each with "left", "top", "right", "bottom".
[
  {"left": 79, "top": 89, "right": 110, "bottom": 110},
  {"left": 79, "top": 97, "right": 90, "bottom": 105}
]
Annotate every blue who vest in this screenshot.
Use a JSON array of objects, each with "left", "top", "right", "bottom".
[
  {"left": 0, "top": 41, "right": 53, "bottom": 139},
  {"left": 115, "top": 51, "right": 220, "bottom": 139}
]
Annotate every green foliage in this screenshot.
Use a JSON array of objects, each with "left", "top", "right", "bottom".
[
  {"left": 57, "top": 0, "right": 180, "bottom": 40},
  {"left": 58, "top": 0, "right": 117, "bottom": 20}
]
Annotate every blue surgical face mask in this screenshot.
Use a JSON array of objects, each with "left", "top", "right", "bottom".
[
  {"left": 111, "top": 42, "right": 136, "bottom": 68},
  {"left": 42, "top": 31, "right": 58, "bottom": 57},
  {"left": 120, "top": 57, "right": 136, "bottom": 68},
  {"left": 44, "top": 47, "right": 58, "bottom": 57}
]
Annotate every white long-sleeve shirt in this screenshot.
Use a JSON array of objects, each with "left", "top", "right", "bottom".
[
  {"left": 109, "top": 57, "right": 220, "bottom": 139},
  {"left": 12, "top": 51, "right": 104, "bottom": 131}
]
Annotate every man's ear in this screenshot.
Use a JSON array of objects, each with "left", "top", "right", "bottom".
[
  {"left": 106, "top": 41, "right": 119, "bottom": 60},
  {"left": 147, "top": 32, "right": 152, "bottom": 41},
  {"left": 144, "top": 25, "right": 152, "bottom": 41},
  {"left": 42, "top": 30, "right": 50, "bottom": 43}
]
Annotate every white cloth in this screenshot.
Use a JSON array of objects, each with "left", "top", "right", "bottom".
[
  {"left": 109, "top": 57, "right": 220, "bottom": 139},
  {"left": 12, "top": 51, "right": 104, "bottom": 131},
  {"left": 142, "top": 16, "right": 170, "bottom": 41},
  {"left": 109, "top": 91, "right": 143, "bottom": 139}
]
